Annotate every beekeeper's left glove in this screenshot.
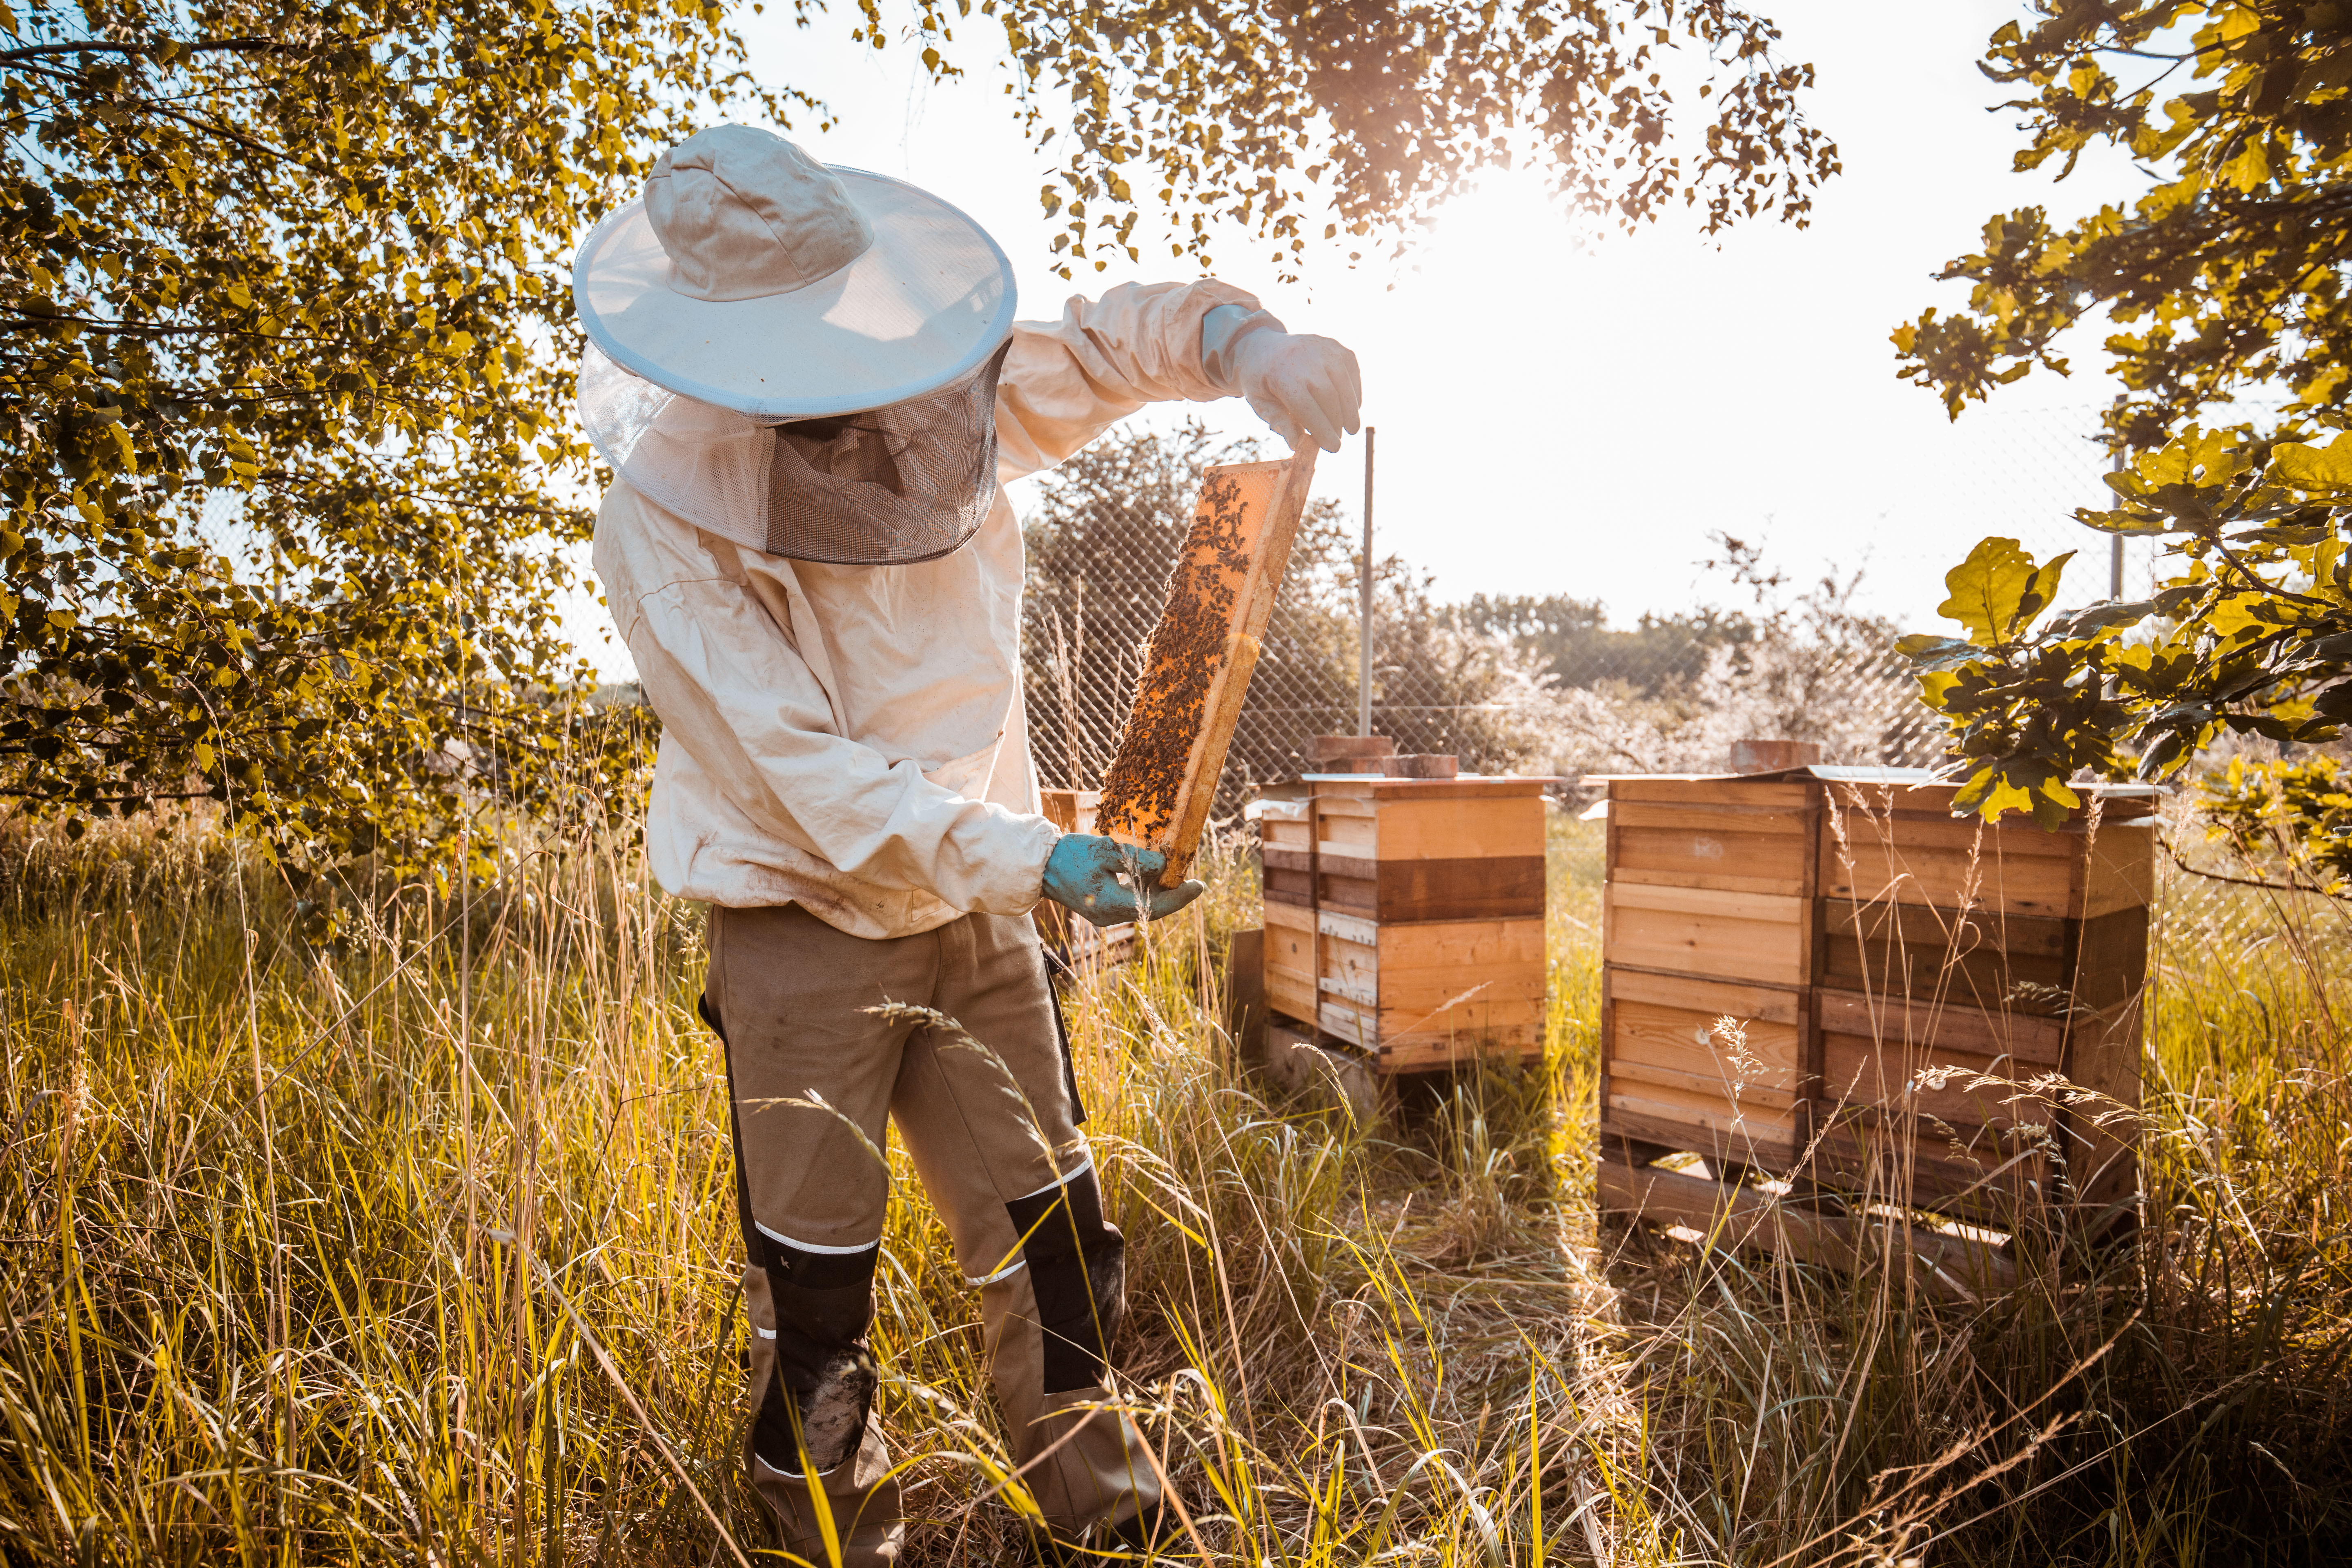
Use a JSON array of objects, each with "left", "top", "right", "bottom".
[{"left": 1041, "top": 834, "right": 1205, "bottom": 927}]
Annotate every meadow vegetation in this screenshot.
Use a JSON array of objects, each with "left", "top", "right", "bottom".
[{"left": 0, "top": 803, "right": 2344, "bottom": 1564}]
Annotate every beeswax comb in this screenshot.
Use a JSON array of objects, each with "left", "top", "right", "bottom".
[{"left": 1094, "top": 445, "right": 1320, "bottom": 887}]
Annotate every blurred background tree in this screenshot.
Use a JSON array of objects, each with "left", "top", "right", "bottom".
[
  {"left": 0, "top": 0, "right": 763, "bottom": 881},
  {"left": 1449, "top": 593, "right": 1759, "bottom": 699},
  {"left": 2197, "top": 753, "right": 2352, "bottom": 898},
  {"left": 1505, "top": 532, "right": 1937, "bottom": 779},
  {"left": 1019, "top": 421, "right": 1333, "bottom": 791}
]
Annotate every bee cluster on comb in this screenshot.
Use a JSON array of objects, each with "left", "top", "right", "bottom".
[{"left": 1094, "top": 447, "right": 1319, "bottom": 887}]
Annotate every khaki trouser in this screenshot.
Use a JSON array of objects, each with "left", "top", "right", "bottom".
[{"left": 702, "top": 903, "right": 1160, "bottom": 1565}]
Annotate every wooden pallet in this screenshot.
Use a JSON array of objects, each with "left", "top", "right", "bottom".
[
  {"left": 1596, "top": 1158, "right": 2020, "bottom": 1303},
  {"left": 1260, "top": 1018, "right": 1385, "bottom": 1122},
  {"left": 1597, "top": 768, "right": 2153, "bottom": 1245}
]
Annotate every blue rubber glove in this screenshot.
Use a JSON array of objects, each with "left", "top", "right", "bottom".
[{"left": 1041, "top": 834, "right": 1206, "bottom": 928}]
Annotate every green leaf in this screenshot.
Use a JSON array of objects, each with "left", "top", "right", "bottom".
[
  {"left": 2269, "top": 434, "right": 2352, "bottom": 493},
  {"left": 2048, "top": 599, "right": 2152, "bottom": 638},
  {"left": 1938, "top": 537, "right": 2045, "bottom": 647},
  {"left": 1895, "top": 633, "right": 1982, "bottom": 671},
  {"left": 1953, "top": 764, "right": 2036, "bottom": 822},
  {"left": 2073, "top": 503, "right": 2171, "bottom": 537},
  {"left": 2018, "top": 549, "right": 2075, "bottom": 627},
  {"left": 2136, "top": 729, "right": 2191, "bottom": 777},
  {"left": 2224, "top": 713, "right": 2299, "bottom": 741},
  {"left": 2143, "top": 428, "right": 2248, "bottom": 491}
]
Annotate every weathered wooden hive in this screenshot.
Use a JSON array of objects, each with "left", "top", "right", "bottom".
[
  {"left": 1597, "top": 766, "right": 2154, "bottom": 1226},
  {"left": 1258, "top": 765, "right": 1549, "bottom": 1074}
]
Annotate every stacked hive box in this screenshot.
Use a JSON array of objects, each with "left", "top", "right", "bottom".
[
  {"left": 1599, "top": 768, "right": 2152, "bottom": 1221},
  {"left": 1260, "top": 774, "right": 1549, "bottom": 1071}
]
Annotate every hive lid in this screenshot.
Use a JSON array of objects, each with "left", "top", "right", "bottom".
[
  {"left": 1744, "top": 764, "right": 1942, "bottom": 784},
  {"left": 1304, "top": 772, "right": 1566, "bottom": 789},
  {"left": 1579, "top": 765, "right": 1937, "bottom": 784},
  {"left": 1580, "top": 764, "right": 2163, "bottom": 795}
]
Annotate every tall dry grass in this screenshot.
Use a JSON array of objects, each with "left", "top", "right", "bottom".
[{"left": 0, "top": 804, "right": 2343, "bottom": 1564}]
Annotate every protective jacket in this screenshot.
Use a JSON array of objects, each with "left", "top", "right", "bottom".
[{"left": 592, "top": 277, "right": 1256, "bottom": 938}]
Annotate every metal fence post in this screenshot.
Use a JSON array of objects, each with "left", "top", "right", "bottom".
[
  {"left": 2111, "top": 444, "right": 2126, "bottom": 599},
  {"left": 1359, "top": 426, "right": 1375, "bottom": 738}
]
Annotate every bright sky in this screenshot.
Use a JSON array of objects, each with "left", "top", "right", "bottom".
[{"left": 574, "top": 2, "right": 2156, "bottom": 678}]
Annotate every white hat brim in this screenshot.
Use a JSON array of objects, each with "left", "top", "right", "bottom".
[{"left": 572, "top": 167, "right": 1016, "bottom": 418}]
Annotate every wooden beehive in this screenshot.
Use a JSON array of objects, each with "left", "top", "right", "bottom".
[
  {"left": 1260, "top": 773, "right": 1549, "bottom": 1072},
  {"left": 1597, "top": 768, "right": 2152, "bottom": 1226},
  {"left": 1096, "top": 448, "right": 1318, "bottom": 884}
]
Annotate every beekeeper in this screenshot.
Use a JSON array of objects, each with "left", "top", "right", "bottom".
[{"left": 575, "top": 125, "right": 1361, "bottom": 1563}]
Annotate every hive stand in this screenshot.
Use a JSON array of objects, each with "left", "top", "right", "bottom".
[
  {"left": 1256, "top": 770, "right": 1550, "bottom": 1116},
  {"left": 1595, "top": 766, "right": 2154, "bottom": 1285}
]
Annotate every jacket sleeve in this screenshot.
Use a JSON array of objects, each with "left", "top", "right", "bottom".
[
  {"left": 592, "top": 484, "right": 1060, "bottom": 914},
  {"left": 995, "top": 278, "right": 1261, "bottom": 481}
]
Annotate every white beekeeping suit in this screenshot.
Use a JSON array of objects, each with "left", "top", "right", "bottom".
[
  {"left": 592, "top": 277, "right": 1266, "bottom": 935},
  {"left": 574, "top": 123, "right": 1360, "bottom": 1566}
]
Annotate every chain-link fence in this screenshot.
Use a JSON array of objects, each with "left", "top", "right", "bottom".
[
  {"left": 1943, "top": 402, "right": 2167, "bottom": 604},
  {"left": 1020, "top": 421, "right": 1545, "bottom": 806},
  {"left": 1018, "top": 404, "right": 2192, "bottom": 808},
  {"left": 1017, "top": 415, "right": 2159, "bottom": 804},
  {"left": 190, "top": 401, "right": 2161, "bottom": 801}
]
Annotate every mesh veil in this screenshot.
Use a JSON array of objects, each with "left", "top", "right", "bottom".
[{"left": 578, "top": 339, "right": 1009, "bottom": 565}]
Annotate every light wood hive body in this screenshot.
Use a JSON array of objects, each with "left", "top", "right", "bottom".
[
  {"left": 1094, "top": 449, "right": 1318, "bottom": 885},
  {"left": 1598, "top": 771, "right": 2152, "bottom": 1220},
  {"left": 1258, "top": 775, "right": 1549, "bottom": 1072}
]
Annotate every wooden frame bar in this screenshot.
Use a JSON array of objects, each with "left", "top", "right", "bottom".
[{"left": 1096, "top": 448, "right": 1320, "bottom": 884}]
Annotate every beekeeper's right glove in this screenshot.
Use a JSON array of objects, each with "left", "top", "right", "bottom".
[
  {"left": 1041, "top": 834, "right": 1205, "bottom": 927},
  {"left": 1201, "top": 303, "right": 1364, "bottom": 455}
]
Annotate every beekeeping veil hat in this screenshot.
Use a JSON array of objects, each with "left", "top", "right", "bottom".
[{"left": 573, "top": 124, "right": 1018, "bottom": 564}]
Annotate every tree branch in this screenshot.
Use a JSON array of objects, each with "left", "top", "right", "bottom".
[
  {"left": 0, "top": 36, "right": 296, "bottom": 66},
  {"left": 2159, "top": 831, "right": 2345, "bottom": 903},
  {"left": 2, "top": 313, "right": 335, "bottom": 342}
]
